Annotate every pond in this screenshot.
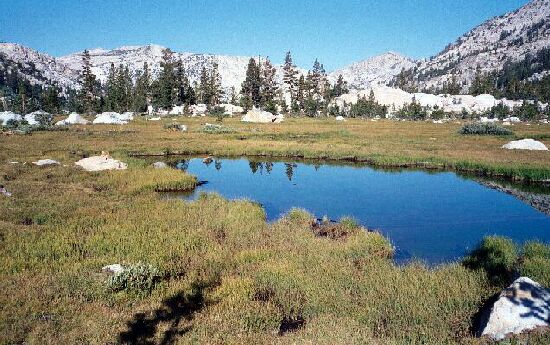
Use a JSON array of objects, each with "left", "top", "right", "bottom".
[{"left": 168, "top": 157, "right": 550, "bottom": 265}]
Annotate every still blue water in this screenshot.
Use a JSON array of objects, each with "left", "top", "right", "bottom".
[{"left": 172, "top": 157, "right": 550, "bottom": 264}]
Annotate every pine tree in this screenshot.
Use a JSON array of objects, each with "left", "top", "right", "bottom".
[
  {"left": 132, "top": 62, "right": 151, "bottom": 112},
  {"left": 209, "top": 62, "right": 223, "bottom": 105},
  {"left": 78, "top": 49, "right": 98, "bottom": 114},
  {"left": 198, "top": 66, "right": 209, "bottom": 104},
  {"left": 333, "top": 75, "right": 348, "bottom": 97},
  {"left": 240, "top": 58, "right": 262, "bottom": 110},
  {"left": 41, "top": 86, "right": 61, "bottom": 114},
  {"left": 105, "top": 63, "right": 118, "bottom": 111},
  {"left": 174, "top": 59, "right": 194, "bottom": 105},
  {"left": 283, "top": 51, "right": 299, "bottom": 110},
  {"left": 261, "top": 57, "right": 278, "bottom": 113},
  {"left": 154, "top": 48, "right": 176, "bottom": 109}
]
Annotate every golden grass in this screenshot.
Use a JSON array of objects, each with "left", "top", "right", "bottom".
[{"left": 1, "top": 117, "right": 549, "bottom": 344}]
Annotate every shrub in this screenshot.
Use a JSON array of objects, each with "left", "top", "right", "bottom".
[
  {"left": 106, "top": 263, "right": 161, "bottom": 294},
  {"left": 209, "top": 106, "right": 227, "bottom": 122},
  {"left": 202, "top": 123, "right": 235, "bottom": 134},
  {"left": 463, "top": 236, "right": 518, "bottom": 286},
  {"left": 34, "top": 112, "right": 53, "bottom": 126},
  {"left": 520, "top": 241, "right": 550, "bottom": 286},
  {"left": 459, "top": 122, "right": 513, "bottom": 136}
]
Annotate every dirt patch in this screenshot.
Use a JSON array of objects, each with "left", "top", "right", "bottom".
[{"left": 310, "top": 218, "right": 353, "bottom": 240}]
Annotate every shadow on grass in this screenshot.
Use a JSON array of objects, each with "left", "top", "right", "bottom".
[{"left": 117, "top": 283, "right": 206, "bottom": 345}]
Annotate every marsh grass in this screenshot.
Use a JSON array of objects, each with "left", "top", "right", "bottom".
[{"left": 1, "top": 117, "right": 550, "bottom": 344}]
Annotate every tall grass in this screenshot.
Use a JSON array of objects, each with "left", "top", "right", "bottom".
[{"left": 1, "top": 118, "right": 550, "bottom": 343}]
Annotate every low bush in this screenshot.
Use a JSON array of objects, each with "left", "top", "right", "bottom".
[
  {"left": 459, "top": 122, "right": 513, "bottom": 135},
  {"left": 520, "top": 241, "right": 550, "bottom": 286},
  {"left": 464, "top": 237, "right": 550, "bottom": 287},
  {"left": 463, "top": 236, "right": 518, "bottom": 286},
  {"left": 202, "top": 123, "right": 235, "bottom": 134},
  {"left": 106, "top": 263, "right": 161, "bottom": 294}
]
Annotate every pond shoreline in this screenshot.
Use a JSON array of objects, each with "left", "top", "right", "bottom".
[{"left": 130, "top": 150, "right": 550, "bottom": 185}]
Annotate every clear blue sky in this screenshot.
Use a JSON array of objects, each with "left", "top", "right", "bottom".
[{"left": 1, "top": 0, "right": 530, "bottom": 70}]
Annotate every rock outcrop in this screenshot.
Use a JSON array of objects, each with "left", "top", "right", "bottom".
[
  {"left": 75, "top": 155, "right": 127, "bottom": 171},
  {"left": 32, "top": 159, "right": 60, "bottom": 166},
  {"left": 241, "top": 108, "right": 283, "bottom": 123},
  {"left": 56, "top": 113, "right": 90, "bottom": 125},
  {"left": 502, "top": 139, "right": 548, "bottom": 151},
  {"left": 0, "top": 111, "right": 22, "bottom": 125},
  {"left": 480, "top": 277, "right": 549, "bottom": 341}
]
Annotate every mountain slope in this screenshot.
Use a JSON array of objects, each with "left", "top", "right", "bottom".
[
  {"left": 57, "top": 45, "right": 258, "bottom": 91},
  {"left": 0, "top": 43, "right": 415, "bottom": 95},
  {"left": 329, "top": 52, "right": 416, "bottom": 90},
  {"left": 0, "top": 43, "right": 79, "bottom": 90},
  {"left": 413, "top": 0, "right": 550, "bottom": 91}
]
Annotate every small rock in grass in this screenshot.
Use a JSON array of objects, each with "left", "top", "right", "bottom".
[
  {"left": 102, "top": 264, "right": 124, "bottom": 274},
  {"left": 480, "top": 277, "right": 550, "bottom": 341},
  {"left": 0, "top": 185, "right": 12, "bottom": 197},
  {"left": 152, "top": 162, "right": 168, "bottom": 169},
  {"left": 335, "top": 116, "right": 346, "bottom": 121},
  {"left": 33, "top": 159, "right": 60, "bottom": 166}
]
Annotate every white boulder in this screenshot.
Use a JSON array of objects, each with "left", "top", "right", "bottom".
[
  {"left": 75, "top": 155, "right": 128, "bottom": 171},
  {"left": 0, "top": 111, "right": 22, "bottom": 125},
  {"left": 220, "top": 103, "right": 244, "bottom": 116},
  {"left": 152, "top": 162, "right": 168, "bottom": 169},
  {"left": 480, "top": 117, "right": 499, "bottom": 123},
  {"left": 93, "top": 112, "right": 124, "bottom": 125},
  {"left": 102, "top": 264, "right": 124, "bottom": 274},
  {"left": 93, "top": 112, "right": 130, "bottom": 125},
  {"left": 481, "top": 277, "right": 549, "bottom": 341},
  {"left": 56, "top": 112, "right": 90, "bottom": 125},
  {"left": 169, "top": 105, "right": 185, "bottom": 115},
  {"left": 502, "top": 139, "right": 548, "bottom": 151},
  {"left": 241, "top": 108, "right": 283, "bottom": 123},
  {"left": 190, "top": 104, "right": 208, "bottom": 116},
  {"left": 120, "top": 112, "right": 134, "bottom": 121},
  {"left": 33, "top": 159, "right": 60, "bottom": 166},
  {"left": 503, "top": 117, "right": 521, "bottom": 123},
  {"left": 24, "top": 110, "right": 51, "bottom": 125},
  {"left": 335, "top": 116, "right": 346, "bottom": 121}
]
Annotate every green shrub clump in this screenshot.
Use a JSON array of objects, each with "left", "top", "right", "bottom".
[
  {"left": 106, "top": 263, "right": 161, "bottom": 294},
  {"left": 202, "top": 123, "right": 235, "bottom": 134},
  {"left": 463, "top": 236, "right": 518, "bottom": 286},
  {"left": 459, "top": 122, "right": 513, "bottom": 136},
  {"left": 464, "top": 237, "right": 550, "bottom": 287}
]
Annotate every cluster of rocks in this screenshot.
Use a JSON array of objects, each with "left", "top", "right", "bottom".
[
  {"left": 332, "top": 86, "right": 548, "bottom": 117},
  {"left": 151, "top": 103, "right": 244, "bottom": 117},
  {"left": 0, "top": 110, "right": 53, "bottom": 126}
]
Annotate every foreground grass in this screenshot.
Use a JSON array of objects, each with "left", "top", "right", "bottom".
[{"left": 1, "top": 117, "right": 550, "bottom": 344}]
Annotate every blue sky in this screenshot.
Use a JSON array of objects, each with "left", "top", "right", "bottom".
[{"left": 1, "top": 0, "right": 530, "bottom": 70}]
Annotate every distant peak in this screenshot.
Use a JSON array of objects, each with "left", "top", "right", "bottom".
[{"left": 87, "top": 47, "right": 107, "bottom": 54}]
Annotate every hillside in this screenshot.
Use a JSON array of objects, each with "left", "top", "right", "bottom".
[
  {"left": 412, "top": 0, "right": 550, "bottom": 91},
  {"left": 329, "top": 52, "right": 416, "bottom": 90}
]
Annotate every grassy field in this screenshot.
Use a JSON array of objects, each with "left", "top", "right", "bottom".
[{"left": 1, "top": 117, "right": 550, "bottom": 344}]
